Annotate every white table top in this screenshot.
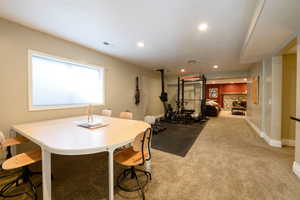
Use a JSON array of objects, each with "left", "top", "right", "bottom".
[{"left": 12, "top": 115, "right": 150, "bottom": 155}]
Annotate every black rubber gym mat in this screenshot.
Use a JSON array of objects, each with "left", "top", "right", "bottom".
[{"left": 151, "top": 121, "right": 206, "bottom": 157}]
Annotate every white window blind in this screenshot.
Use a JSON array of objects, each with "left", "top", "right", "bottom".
[{"left": 29, "top": 52, "right": 104, "bottom": 110}]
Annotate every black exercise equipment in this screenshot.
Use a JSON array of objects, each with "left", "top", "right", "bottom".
[
  {"left": 151, "top": 119, "right": 166, "bottom": 135},
  {"left": 179, "top": 75, "right": 208, "bottom": 123},
  {"left": 157, "top": 69, "right": 177, "bottom": 122},
  {"left": 157, "top": 70, "right": 208, "bottom": 124},
  {"left": 135, "top": 76, "right": 140, "bottom": 105}
]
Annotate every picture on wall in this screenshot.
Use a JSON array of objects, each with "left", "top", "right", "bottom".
[
  {"left": 252, "top": 76, "right": 259, "bottom": 104},
  {"left": 209, "top": 88, "right": 218, "bottom": 98}
]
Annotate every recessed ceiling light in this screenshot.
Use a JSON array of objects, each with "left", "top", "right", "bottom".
[
  {"left": 198, "top": 23, "right": 208, "bottom": 32},
  {"left": 180, "top": 69, "right": 185, "bottom": 73},
  {"left": 137, "top": 42, "right": 144, "bottom": 47},
  {"left": 213, "top": 65, "right": 219, "bottom": 69}
]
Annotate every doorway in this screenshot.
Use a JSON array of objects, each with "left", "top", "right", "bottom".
[{"left": 281, "top": 43, "right": 297, "bottom": 146}]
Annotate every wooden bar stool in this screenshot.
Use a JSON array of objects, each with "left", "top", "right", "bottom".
[
  {"left": 102, "top": 109, "right": 112, "bottom": 117},
  {"left": 0, "top": 133, "right": 29, "bottom": 181},
  {"left": 118, "top": 111, "right": 134, "bottom": 150},
  {"left": 2, "top": 136, "right": 29, "bottom": 159},
  {"left": 114, "top": 128, "right": 152, "bottom": 200},
  {"left": 0, "top": 133, "right": 42, "bottom": 199},
  {"left": 119, "top": 111, "right": 133, "bottom": 120},
  {"left": 1, "top": 149, "right": 42, "bottom": 199}
]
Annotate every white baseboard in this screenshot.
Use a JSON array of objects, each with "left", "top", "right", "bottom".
[
  {"left": 245, "top": 117, "right": 264, "bottom": 138},
  {"left": 245, "top": 117, "right": 282, "bottom": 148},
  {"left": 263, "top": 133, "right": 282, "bottom": 147},
  {"left": 293, "top": 161, "right": 300, "bottom": 179},
  {"left": 282, "top": 139, "right": 295, "bottom": 147}
]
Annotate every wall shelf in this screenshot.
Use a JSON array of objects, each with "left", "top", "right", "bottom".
[{"left": 222, "top": 92, "right": 247, "bottom": 95}]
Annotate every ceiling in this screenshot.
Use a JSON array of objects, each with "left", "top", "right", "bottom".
[
  {"left": 0, "top": 0, "right": 257, "bottom": 74},
  {"left": 241, "top": 0, "right": 300, "bottom": 63}
]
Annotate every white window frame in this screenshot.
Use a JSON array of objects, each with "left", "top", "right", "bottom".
[{"left": 28, "top": 49, "right": 106, "bottom": 111}]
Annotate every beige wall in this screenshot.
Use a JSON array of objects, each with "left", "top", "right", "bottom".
[
  {"left": 247, "top": 58, "right": 283, "bottom": 145},
  {"left": 247, "top": 57, "right": 285, "bottom": 146},
  {"left": 166, "top": 75, "right": 179, "bottom": 109},
  {"left": 270, "top": 56, "right": 283, "bottom": 142},
  {"left": 282, "top": 54, "right": 297, "bottom": 141},
  {"left": 0, "top": 18, "right": 163, "bottom": 140},
  {"left": 296, "top": 37, "right": 300, "bottom": 164},
  {"left": 262, "top": 58, "right": 272, "bottom": 138},
  {"left": 247, "top": 62, "right": 264, "bottom": 130},
  {"left": 143, "top": 72, "right": 164, "bottom": 116}
]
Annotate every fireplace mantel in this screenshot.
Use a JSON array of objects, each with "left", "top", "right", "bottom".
[{"left": 222, "top": 92, "right": 247, "bottom": 95}]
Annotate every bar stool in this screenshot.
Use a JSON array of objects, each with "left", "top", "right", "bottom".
[
  {"left": 0, "top": 132, "right": 29, "bottom": 180},
  {"left": 1, "top": 149, "right": 42, "bottom": 199},
  {"left": 119, "top": 111, "right": 133, "bottom": 120},
  {"left": 102, "top": 109, "right": 112, "bottom": 117},
  {"left": 0, "top": 132, "right": 42, "bottom": 199},
  {"left": 1, "top": 136, "right": 29, "bottom": 159},
  {"left": 118, "top": 111, "right": 134, "bottom": 149},
  {"left": 114, "top": 128, "right": 152, "bottom": 200}
]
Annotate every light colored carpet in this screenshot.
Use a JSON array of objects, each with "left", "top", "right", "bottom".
[
  {"left": 1, "top": 116, "right": 300, "bottom": 200},
  {"left": 218, "top": 110, "right": 245, "bottom": 119}
]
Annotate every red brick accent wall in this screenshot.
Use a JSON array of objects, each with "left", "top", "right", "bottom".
[{"left": 206, "top": 83, "right": 247, "bottom": 107}]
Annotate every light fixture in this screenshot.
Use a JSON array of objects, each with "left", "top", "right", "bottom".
[
  {"left": 198, "top": 23, "right": 208, "bottom": 32},
  {"left": 137, "top": 42, "right": 144, "bottom": 47},
  {"left": 180, "top": 69, "right": 185, "bottom": 73},
  {"left": 213, "top": 65, "right": 219, "bottom": 69},
  {"left": 244, "top": 78, "right": 247, "bottom": 81}
]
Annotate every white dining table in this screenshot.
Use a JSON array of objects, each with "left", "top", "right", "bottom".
[{"left": 11, "top": 115, "right": 150, "bottom": 200}]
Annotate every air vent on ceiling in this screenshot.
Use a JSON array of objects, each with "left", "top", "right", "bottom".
[
  {"left": 103, "top": 41, "right": 110, "bottom": 46},
  {"left": 187, "top": 60, "right": 197, "bottom": 65}
]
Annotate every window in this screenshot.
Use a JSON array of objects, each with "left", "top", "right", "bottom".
[{"left": 28, "top": 50, "right": 105, "bottom": 111}]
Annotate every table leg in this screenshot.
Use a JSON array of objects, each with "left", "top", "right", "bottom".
[
  {"left": 42, "top": 149, "right": 51, "bottom": 200},
  {"left": 108, "top": 150, "right": 114, "bottom": 200}
]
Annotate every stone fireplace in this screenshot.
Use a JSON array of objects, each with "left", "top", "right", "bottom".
[{"left": 223, "top": 93, "right": 247, "bottom": 111}]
